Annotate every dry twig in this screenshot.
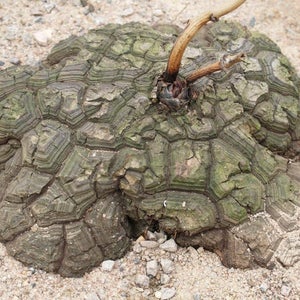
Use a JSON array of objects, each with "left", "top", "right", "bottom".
[
  {"left": 164, "top": 0, "right": 246, "bottom": 83},
  {"left": 186, "top": 53, "right": 245, "bottom": 83}
]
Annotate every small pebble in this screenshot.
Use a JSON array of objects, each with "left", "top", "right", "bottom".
[
  {"left": 135, "top": 274, "right": 150, "bottom": 288},
  {"left": 155, "top": 231, "right": 167, "bottom": 244},
  {"left": 259, "top": 282, "right": 269, "bottom": 293},
  {"left": 121, "top": 8, "right": 134, "bottom": 17},
  {"left": 281, "top": 285, "right": 291, "bottom": 297},
  {"left": 22, "top": 33, "right": 33, "bottom": 45},
  {"left": 140, "top": 240, "right": 159, "bottom": 249},
  {"left": 160, "top": 287, "right": 176, "bottom": 300},
  {"left": 85, "top": 292, "right": 100, "bottom": 300},
  {"left": 146, "top": 260, "right": 159, "bottom": 277},
  {"left": 44, "top": 3, "right": 56, "bottom": 13},
  {"left": 0, "top": 61, "right": 5, "bottom": 66},
  {"left": 33, "top": 29, "right": 52, "bottom": 46},
  {"left": 249, "top": 16, "right": 256, "bottom": 27},
  {"left": 153, "top": 9, "right": 163, "bottom": 17},
  {"left": 193, "top": 293, "right": 201, "bottom": 300},
  {"left": 160, "top": 274, "right": 170, "bottom": 285},
  {"left": 93, "top": 15, "right": 105, "bottom": 26},
  {"left": 9, "top": 57, "right": 21, "bottom": 65},
  {"left": 132, "top": 243, "right": 143, "bottom": 254},
  {"left": 143, "top": 289, "right": 151, "bottom": 297},
  {"left": 160, "top": 258, "right": 174, "bottom": 274},
  {"left": 101, "top": 260, "right": 115, "bottom": 272},
  {"left": 187, "top": 246, "right": 198, "bottom": 259},
  {"left": 34, "top": 17, "right": 45, "bottom": 24},
  {"left": 155, "top": 291, "right": 162, "bottom": 299},
  {"left": 146, "top": 231, "right": 157, "bottom": 241},
  {"left": 159, "top": 239, "right": 178, "bottom": 252}
]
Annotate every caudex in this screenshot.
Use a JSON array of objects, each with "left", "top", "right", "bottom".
[{"left": 156, "top": 0, "right": 246, "bottom": 111}]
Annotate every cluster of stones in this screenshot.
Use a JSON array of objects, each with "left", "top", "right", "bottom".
[
  {"left": 0, "top": 21, "right": 299, "bottom": 276},
  {"left": 100, "top": 230, "right": 178, "bottom": 300}
]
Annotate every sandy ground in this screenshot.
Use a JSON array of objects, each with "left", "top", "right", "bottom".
[{"left": 0, "top": 0, "right": 300, "bottom": 299}]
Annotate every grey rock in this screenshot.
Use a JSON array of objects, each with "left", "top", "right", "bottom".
[
  {"left": 0, "top": 61, "right": 5, "bottom": 66},
  {"left": 193, "top": 293, "right": 201, "bottom": 300},
  {"left": 135, "top": 274, "right": 150, "bottom": 288},
  {"left": 249, "top": 16, "right": 256, "bottom": 27},
  {"left": 34, "top": 17, "right": 45, "bottom": 24},
  {"left": 5, "top": 25, "right": 18, "bottom": 41},
  {"left": 146, "top": 260, "right": 158, "bottom": 277},
  {"left": 159, "top": 239, "right": 178, "bottom": 252},
  {"left": 9, "top": 57, "right": 21, "bottom": 65},
  {"left": 22, "top": 33, "right": 33, "bottom": 46},
  {"left": 160, "top": 258, "right": 174, "bottom": 274},
  {"left": 101, "top": 260, "right": 115, "bottom": 272}
]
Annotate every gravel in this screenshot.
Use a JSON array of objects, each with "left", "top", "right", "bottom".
[{"left": 1, "top": 0, "right": 300, "bottom": 299}]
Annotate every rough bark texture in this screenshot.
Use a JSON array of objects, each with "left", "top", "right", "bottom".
[{"left": 0, "top": 21, "right": 299, "bottom": 277}]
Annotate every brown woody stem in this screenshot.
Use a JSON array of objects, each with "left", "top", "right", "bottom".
[
  {"left": 186, "top": 53, "right": 245, "bottom": 83},
  {"left": 164, "top": 0, "right": 246, "bottom": 83}
]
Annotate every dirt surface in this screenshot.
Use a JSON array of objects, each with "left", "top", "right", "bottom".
[{"left": 0, "top": 0, "right": 300, "bottom": 299}]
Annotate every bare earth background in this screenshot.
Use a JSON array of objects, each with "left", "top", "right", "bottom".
[{"left": 0, "top": 0, "right": 300, "bottom": 299}]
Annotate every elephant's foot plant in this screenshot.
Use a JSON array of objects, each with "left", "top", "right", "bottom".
[{"left": 0, "top": 0, "right": 299, "bottom": 277}]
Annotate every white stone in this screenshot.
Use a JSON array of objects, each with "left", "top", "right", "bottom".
[
  {"left": 146, "top": 230, "right": 157, "bottom": 240},
  {"left": 146, "top": 260, "right": 158, "bottom": 277},
  {"left": 160, "top": 258, "right": 174, "bottom": 274},
  {"left": 161, "top": 287, "right": 176, "bottom": 299},
  {"left": 155, "top": 231, "right": 167, "bottom": 244},
  {"left": 140, "top": 240, "right": 159, "bottom": 249},
  {"left": 121, "top": 8, "right": 134, "bottom": 17},
  {"left": 101, "top": 260, "right": 115, "bottom": 272},
  {"left": 159, "top": 239, "right": 178, "bottom": 252},
  {"left": 33, "top": 29, "right": 52, "bottom": 46}
]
